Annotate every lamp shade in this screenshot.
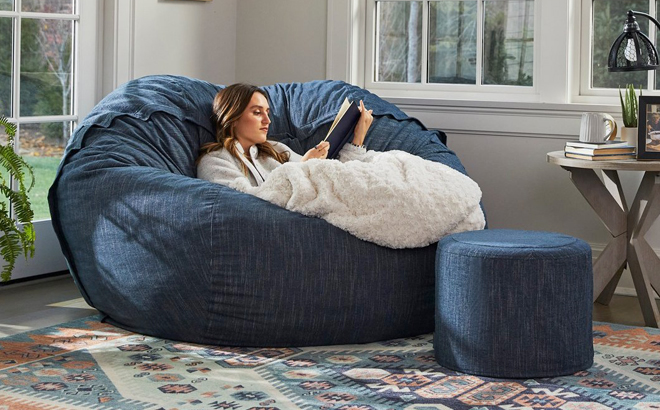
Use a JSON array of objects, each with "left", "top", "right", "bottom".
[{"left": 608, "top": 11, "right": 659, "bottom": 72}]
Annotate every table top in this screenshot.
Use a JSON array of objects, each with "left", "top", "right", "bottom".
[{"left": 547, "top": 151, "right": 660, "bottom": 171}]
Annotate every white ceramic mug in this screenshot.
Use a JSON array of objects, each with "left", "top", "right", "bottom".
[{"left": 579, "top": 113, "right": 618, "bottom": 142}]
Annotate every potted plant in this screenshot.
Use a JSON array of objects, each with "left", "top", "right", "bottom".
[
  {"left": 0, "top": 115, "right": 35, "bottom": 282},
  {"left": 619, "top": 84, "right": 641, "bottom": 148}
]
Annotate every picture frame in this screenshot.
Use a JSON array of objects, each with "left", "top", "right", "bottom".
[{"left": 638, "top": 96, "right": 660, "bottom": 160}]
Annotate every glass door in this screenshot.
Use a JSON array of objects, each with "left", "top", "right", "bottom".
[{"left": 0, "top": 0, "right": 99, "bottom": 281}]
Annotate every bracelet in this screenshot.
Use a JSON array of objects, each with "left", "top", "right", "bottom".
[{"left": 350, "top": 142, "right": 365, "bottom": 148}]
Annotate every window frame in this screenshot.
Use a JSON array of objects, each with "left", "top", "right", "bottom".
[
  {"left": 1, "top": 1, "right": 100, "bottom": 192},
  {"left": 364, "top": 0, "right": 541, "bottom": 99},
  {"left": 1, "top": 1, "right": 99, "bottom": 129},
  {"left": 576, "top": 0, "right": 658, "bottom": 100},
  {"left": 328, "top": 0, "right": 637, "bottom": 107}
]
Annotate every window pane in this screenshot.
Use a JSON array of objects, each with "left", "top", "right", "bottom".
[
  {"left": 0, "top": 17, "right": 12, "bottom": 117},
  {"left": 429, "top": 1, "right": 477, "bottom": 84},
  {"left": 0, "top": 0, "right": 13, "bottom": 11},
  {"left": 592, "top": 0, "right": 648, "bottom": 89},
  {"left": 482, "top": 0, "right": 534, "bottom": 86},
  {"left": 19, "top": 122, "right": 69, "bottom": 221},
  {"left": 20, "top": 18, "right": 73, "bottom": 116},
  {"left": 21, "top": 0, "right": 73, "bottom": 14},
  {"left": 376, "top": 1, "right": 422, "bottom": 83}
]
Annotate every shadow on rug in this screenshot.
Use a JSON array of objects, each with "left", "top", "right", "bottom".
[{"left": 0, "top": 315, "right": 658, "bottom": 409}]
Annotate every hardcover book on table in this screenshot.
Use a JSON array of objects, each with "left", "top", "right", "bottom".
[
  {"left": 565, "top": 140, "right": 633, "bottom": 149},
  {"left": 564, "top": 152, "right": 636, "bottom": 161},
  {"left": 564, "top": 146, "right": 635, "bottom": 155}
]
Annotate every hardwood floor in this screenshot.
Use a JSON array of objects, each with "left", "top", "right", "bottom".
[
  {"left": 0, "top": 274, "right": 97, "bottom": 337},
  {"left": 592, "top": 293, "right": 651, "bottom": 327},
  {"left": 0, "top": 274, "right": 656, "bottom": 338}
]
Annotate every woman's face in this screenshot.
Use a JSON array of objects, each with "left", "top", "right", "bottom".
[{"left": 234, "top": 92, "right": 270, "bottom": 151}]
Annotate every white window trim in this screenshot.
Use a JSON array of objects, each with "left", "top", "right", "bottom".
[
  {"left": 77, "top": 0, "right": 103, "bottom": 120},
  {"left": 327, "top": 0, "right": 631, "bottom": 110},
  {"left": 102, "top": 0, "right": 135, "bottom": 97},
  {"left": 327, "top": 0, "right": 366, "bottom": 87}
]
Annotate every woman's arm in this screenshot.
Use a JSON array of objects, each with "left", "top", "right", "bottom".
[
  {"left": 337, "top": 142, "right": 381, "bottom": 163},
  {"left": 336, "top": 100, "right": 377, "bottom": 162},
  {"left": 302, "top": 141, "right": 330, "bottom": 161},
  {"left": 352, "top": 100, "right": 373, "bottom": 146}
]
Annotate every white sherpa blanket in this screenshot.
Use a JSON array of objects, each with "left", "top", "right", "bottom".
[{"left": 230, "top": 150, "right": 485, "bottom": 248}]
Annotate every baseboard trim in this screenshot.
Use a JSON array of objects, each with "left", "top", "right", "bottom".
[{"left": 0, "top": 270, "right": 70, "bottom": 288}]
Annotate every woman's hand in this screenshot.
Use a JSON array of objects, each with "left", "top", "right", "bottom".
[
  {"left": 353, "top": 100, "right": 373, "bottom": 146},
  {"left": 302, "top": 141, "right": 330, "bottom": 161}
]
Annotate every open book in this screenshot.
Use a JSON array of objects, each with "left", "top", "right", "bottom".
[{"left": 323, "top": 98, "right": 361, "bottom": 159}]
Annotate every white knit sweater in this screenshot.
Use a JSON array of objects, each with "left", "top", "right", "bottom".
[{"left": 197, "top": 140, "right": 368, "bottom": 187}]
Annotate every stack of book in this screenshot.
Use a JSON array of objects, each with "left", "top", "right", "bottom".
[{"left": 564, "top": 140, "right": 635, "bottom": 161}]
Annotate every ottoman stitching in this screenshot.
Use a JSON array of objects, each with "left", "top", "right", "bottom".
[
  {"left": 440, "top": 250, "right": 591, "bottom": 261},
  {"left": 447, "top": 236, "right": 578, "bottom": 249}
]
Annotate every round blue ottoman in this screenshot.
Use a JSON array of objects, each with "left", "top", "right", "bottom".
[{"left": 434, "top": 229, "right": 593, "bottom": 378}]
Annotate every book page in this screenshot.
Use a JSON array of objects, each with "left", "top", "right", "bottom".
[{"left": 325, "top": 98, "right": 351, "bottom": 140}]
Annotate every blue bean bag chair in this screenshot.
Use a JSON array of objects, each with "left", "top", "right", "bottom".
[{"left": 48, "top": 75, "right": 480, "bottom": 347}]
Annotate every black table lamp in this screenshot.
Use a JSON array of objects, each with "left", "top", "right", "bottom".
[{"left": 608, "top": 10, "right": 660, "bottom": 72}]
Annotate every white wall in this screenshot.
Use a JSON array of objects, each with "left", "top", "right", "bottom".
[
  {"left": 133, "top": 1, "right": 236, "bottom": 84},
  {"left": 102, "top": 0, "right": 237, "bottom": 96},
  {"left": 235, "top": 0, "right": 327, "bottom": 85}
]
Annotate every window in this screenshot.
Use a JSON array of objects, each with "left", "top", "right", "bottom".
[
  {"left": 369, "top": 0, "right": 535, "bottom": 89},
  {"left": 0, "top": 0, "right": 78, "bottom": 221},
  {"left": 584, "top": 0, "right": 660, "bottom": 95},
  {"left": 0, "top": 1, "right": 97, "bottom": 280}
]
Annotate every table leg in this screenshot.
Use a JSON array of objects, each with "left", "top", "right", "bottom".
[
  {"left": 597, "top": 170, "right": 628, "bottom": 305},
  {"left": 565, "top": 167, "right": 628, "bottom": 304},
  {"left": 565, "top": 168, "right": 627, "bottom": 237},
  {"left": 593, "top": 236, "right": 627, "bottom": 304},
  {"left": 603, "top": 170, "right": 628, "bottom": 212},
  {"left": 627, "top": 172, "right": 660, "bottom": 327}
]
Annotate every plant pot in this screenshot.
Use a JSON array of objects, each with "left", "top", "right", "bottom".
[{"left": 621, "top": 126, "right": 638, "bottom": 149}]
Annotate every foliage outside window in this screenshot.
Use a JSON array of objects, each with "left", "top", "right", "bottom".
[
  {"left": 0, "top": 0, "right": 76, "bottom": 221},
  {"left": 375, "top": 0, "right": 534, "bottom": 87}
]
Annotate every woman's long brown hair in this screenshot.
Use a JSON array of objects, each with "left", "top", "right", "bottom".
[{"left": 198, "top": 84, "right": 289, "bottom": 175}]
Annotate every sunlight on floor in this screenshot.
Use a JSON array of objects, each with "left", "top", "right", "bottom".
[{"left": 47, "top": 297, "right": 93, "bottom": 309}]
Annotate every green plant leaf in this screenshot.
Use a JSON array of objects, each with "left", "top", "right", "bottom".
[
  {"left": 619, "top": 84, "right": 639, "bottom": 127},
  {"left": 0, "top": 114, "right": 36, "bottom": 281}
]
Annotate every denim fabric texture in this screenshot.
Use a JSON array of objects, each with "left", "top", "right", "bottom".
[
  {"left": 48, "top": 75, "right": 477, "bottom": 347},
  {"left": 434, "top": 229, "right": 594, "bottom": 378}
]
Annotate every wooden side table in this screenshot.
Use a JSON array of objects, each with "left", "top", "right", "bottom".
[{"left": 547, "top": 151, "right": 660, "bottom": 327}]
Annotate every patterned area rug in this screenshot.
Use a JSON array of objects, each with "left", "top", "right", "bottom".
[{"left": 0, "top": 316, "right": 658, "bottom": 409}]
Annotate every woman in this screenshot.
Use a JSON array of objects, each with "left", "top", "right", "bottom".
[{"left": 197, "top": 83, "right": 373, "bottom": 187}]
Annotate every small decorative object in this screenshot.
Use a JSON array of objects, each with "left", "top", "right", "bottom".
[
  {"left": 637, "top": 96, "right": 660, "bottom": 160},
  {"left": 0, "top": 115, "right": 35, "bottom": 281},
  {"left": 619, "top": 84, "right": 640, "bottom": 148},
  {"left": 608, "top": 10, "right": 660, "bottom": 72},
  {"left": 579, "top": 112, "right": 617, "bottom": 142}
]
